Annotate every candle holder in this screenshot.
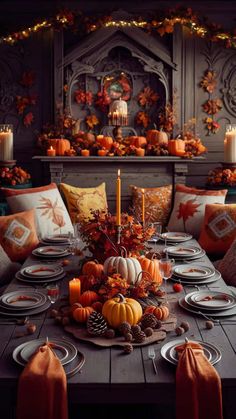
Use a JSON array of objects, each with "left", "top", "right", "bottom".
[{"left": 108, "top": 98, "right": 128, "bottom": 141}]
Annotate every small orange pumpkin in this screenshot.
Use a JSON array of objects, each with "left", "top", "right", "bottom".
[
  {"left": 129, "top": 136, "right": 147, "bottom": 148},
  {"left": 97, "top": 135, "right": 113, "bottom": 150},
  {"left": 73, "top": 306, "right": 94, "bottom": 323},
  {"left": 145, "top": 304, "right": 169, "bottom": 320},
  {"left": 146, "top": 130, "right": 168, "bottom": 146},
  {"left": 70, "top": 302, "right": 83, "bottom": 317},
  {"left": 82, "top": 260, "right": 104, "bottom": 279},
  {"left": 168, "top": 139, "right": 185, "bottom": 156},
  {"left": 138, "top": 256, "right": 162, "bottom": 287},
  {"left": 79, "top": 290, "right": 100, "bottom": 307}
]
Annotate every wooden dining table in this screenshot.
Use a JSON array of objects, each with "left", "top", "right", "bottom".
[{"left": 0, "top": 239, "right": 236, "bottom": 419}]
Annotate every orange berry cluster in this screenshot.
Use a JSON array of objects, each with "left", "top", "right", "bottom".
[
  {"left": 0, "top": 166, "right": 31, "bottom": 186},
  {"left": 207, "top": 167, "right": 236, "bottom": 187}
]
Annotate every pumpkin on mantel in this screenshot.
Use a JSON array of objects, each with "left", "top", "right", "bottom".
[
  {"left": 146, "top": 129, "right": 168, "bottom": 146},
  {"left": 129, "top": 136, "right": 147, "bottom": 148},
  {"left": 48, "top": 138, "right": 71, "bottom": 156},
  {"left": 168, "top": 139, "right": 186, "bottom": 156},
  {"left": 96, "top": 135, "right": 113, "bottom": 151}
]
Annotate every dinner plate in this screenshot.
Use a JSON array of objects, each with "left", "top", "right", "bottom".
[
  {"left": 0, "top": 298, "right": 51, "bottom": 317},
  {"left": 169, "top": 343, "right": 212, "bottom": 363},
  {"left": 32, "top": 246, "right": 69, "bottom": 257},
  {"left": 171, "top": 271, "right": 221, "bottom": 285},
  {"left": 160, "top": 232, "right": 193, "bottom": 242},
  {"left": 185, "top": 291, "right": 236, "bottom": 311},
  {"left": 172, "top": 249, "right": 206, "bottom": 261},
  {"left": 179, "top": 295, "right": 236, "bottom": 318},
  {"left": 43, "top": 234, "right": 70, "bottom": 243},
  {"left": 165, "top": 246, "right": 202, "bottom": 258},
  {"left": 161, "top": 338, "right": 222, "bottom": 366},
  {"left": 173, "top": 265, "right": 215, "bottom": 279},
  {"left": 0, "top": 290, "right": 47, "bottom": 309},
  {"left": 21, "top": 264, "right": 63, "bottom": 278},
  {"left": 15, "top": 270, "right": 66, "bottom": 284},
  {"left": 13, "top": 338, "right": 77, "bottom": 367}
]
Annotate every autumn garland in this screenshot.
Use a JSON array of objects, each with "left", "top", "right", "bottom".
[{"left": 1, "top": 7, "right": 236, "bottom": 50}]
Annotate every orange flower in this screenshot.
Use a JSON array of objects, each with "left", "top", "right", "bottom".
[
  {"left": 200, "top": 71, "right": 217, "bottom": 93},
  {"left": 202, "top": 98, "right": 222, "bottom": 115},
  {"left": 138, "top": 87, "right": 159, "bottom": 107}
]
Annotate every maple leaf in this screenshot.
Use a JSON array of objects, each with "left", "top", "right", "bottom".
[
  {"left": 86, "top": 114, "right": 99, "bottom": 129},
  {"left": 24, "top": 112, "right": 34, "bottom": 127},
  {"left": 202, "top": 99, "right": 222, "bottom": 115},
  {"left": 177, "top": 199, "right": 201, "bottom": 230},
  {"left": 37, "top": 196, "right": 66, "bottom": 230},
  {"left": 138, "top": 87, "right": 159, "bottom": 107}
]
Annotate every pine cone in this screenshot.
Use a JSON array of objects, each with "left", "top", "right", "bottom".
[
  {"left": 133, "top": 330, "right": 146, "bottom": 343},
  {"left": 123, "top": 344, "right": 133, "bottom": 354},
  {"left": 87, "top": 311, "right": 108, "bottom": 336},
  {"left": 131, "top": 324, "right": 141, "bottom": 335},
  {"left": 118, "top": 321, "right": 131, "bottom": 335},
  {"left": 141, "top": 313, "right": 157, "bottom": 329}
]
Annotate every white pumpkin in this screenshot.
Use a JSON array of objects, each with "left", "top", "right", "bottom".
[{"left": 103, "top": 255, "right": 142, "bottom": 285}]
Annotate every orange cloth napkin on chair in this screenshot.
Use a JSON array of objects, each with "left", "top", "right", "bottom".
[
  {"left": 176, "top": 341, "right": 223, "bottom": 419},
  {"left": 16, "top": 344, "right": 68, "bottom": 419}
]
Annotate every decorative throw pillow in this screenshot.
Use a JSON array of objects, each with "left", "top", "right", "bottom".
[
  {"left": 167, "top": 184, "right": 227, "bottom": 238},
  {"left": 217, "top": 238, "right": 236, "bottom": 286},
  {"left": 60, "top": 182, "right": 108, "bottom": 223},
  {"left": 0, "top": 245, "right": 21, "bottom": 287},
  {"left": 1, "top": 183, "right": 74, "bottom": 238},
  {"left": 0, "top": 209, "right": 39, "bottom": 262},
  {"left": 198, "top": 203, "right": 236, "bottom": 255},
  {"left": 130, "top": 184, "right": 172, "bottom": 225}
]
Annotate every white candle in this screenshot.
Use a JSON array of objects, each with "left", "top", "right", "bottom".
[
  {"left": 224, "top": 126, "right": 236, "bottom": 163},
  {"left": 0, "top": 125, "right": 13, "bottom": 161}
]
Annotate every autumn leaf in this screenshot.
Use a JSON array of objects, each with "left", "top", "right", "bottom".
[
  {"left": 24, "top": 112, "right": 34, "bottom": 127},
  {"left": 200, "top": 71, "right": 217, "bottom": 93},
  {"left": 136, "top": 111, "right": 150, "bottom": 128},
  {"left": 138, "top": 87, "right": 159, "bottom": 107},
  {"left": 37, "top": 196, "right": 66, "bottom": 230},
  {"left": 86, "top": 114, "right": 99, "bottom": 129},
  {"left": 202, "top": 98, "right": 222, "bottom": 115},
  {"left": 177, "top": 199, "right": 201, "bottom": 230}
]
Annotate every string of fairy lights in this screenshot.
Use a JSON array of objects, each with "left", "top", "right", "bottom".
[{"left": 0, "top": 8, "right": 236, "bottom": 48}]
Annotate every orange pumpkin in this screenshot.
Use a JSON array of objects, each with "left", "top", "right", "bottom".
[
  {"left": 168, "top": 139, "right": 185, "bottom": 156},
  {"left": 146, "top": 130, "right": 168, "bottom": 146},
  {"left": 79, "top": 290, "right": 100, "bottom": 307},
  {"left": 70, "top": 302, "right": 83, "bottom": 317},
  {"left": 73, "top": 306, "right": 94, "bottom": 323},
  {"left": 129, "top": 136, "right": 147, "bottom": 148},
  {"left": 83, "top": 132, "right": 95, "bottom": 144},
  {"left": 48, "top": 138, "right": 71, "bottom": 156},
  {"left": 138, "top": 256, "right": 162, "bottom": 287},
  {"left": 97, "top": 135, "right": 113, "bottom": 150},
  {"left": 145, "top": 304, "right": 169, "bottom": 320},
  {"left": 82, "top": 260, "right": 104, "bottom": 279}
]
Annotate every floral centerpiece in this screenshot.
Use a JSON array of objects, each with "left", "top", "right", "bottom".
[{"left": 79, "top": 210, "right": 155, "bottom": 263}]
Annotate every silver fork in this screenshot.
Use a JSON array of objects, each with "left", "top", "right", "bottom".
[{"left": 148, "top": 346, "right": 158, "bottom": 374}]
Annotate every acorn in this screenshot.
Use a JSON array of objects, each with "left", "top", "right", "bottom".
[
  {"left": 175, "top": 326, "right": 185, "bottom": 336},
  {"left": 144, "top": 327, "right": 153, "bottom": 337},
  {"left": 124, "top": 332, "right": 133, "bottom": 342},
  {"left": 105, "top": 329, "right": 116, "bottom": 339},
  {"left": 205, "top": 320, "right": 214, "bottom": 329},
  {"left": 180, "top": 321, "right": 190, "bottom": 332}
]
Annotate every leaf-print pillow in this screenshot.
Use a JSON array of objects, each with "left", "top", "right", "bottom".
[
  {"left": 0, "top": 209, "right": 39, "bottom": 261},
  {"left": 199, "top": 203, "right": 236, "bottom": 255},
  {"left": 60, "top": 182, "right": 108, "bottom": 223},
  {"left": 167, "top": 184, "right": 227, "bottom": 238},
  {"left": 1, "top": 183, "right": 74, "bottom": 239},
  {"left": 130, "top": 184, "right": 172, "bottom": 226}
]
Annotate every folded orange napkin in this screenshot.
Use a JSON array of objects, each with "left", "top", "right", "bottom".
[
  {"left": 176, "top": 341, "right": 223, "bottom": 419},
  {"left": 17, "top": 344, "right": 68, "bottom": 419}
]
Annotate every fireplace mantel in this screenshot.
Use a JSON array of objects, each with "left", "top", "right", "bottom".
[{"left": 33, "top": 155, "right": 207, "bottom": 212}]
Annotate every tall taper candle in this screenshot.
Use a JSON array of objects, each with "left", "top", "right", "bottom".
[
  {"left": 141, "top": 188, "right": 145, "bottom": 224},
  {"left": 116, "top": 169, "right": 121, "bottom": 225}
]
